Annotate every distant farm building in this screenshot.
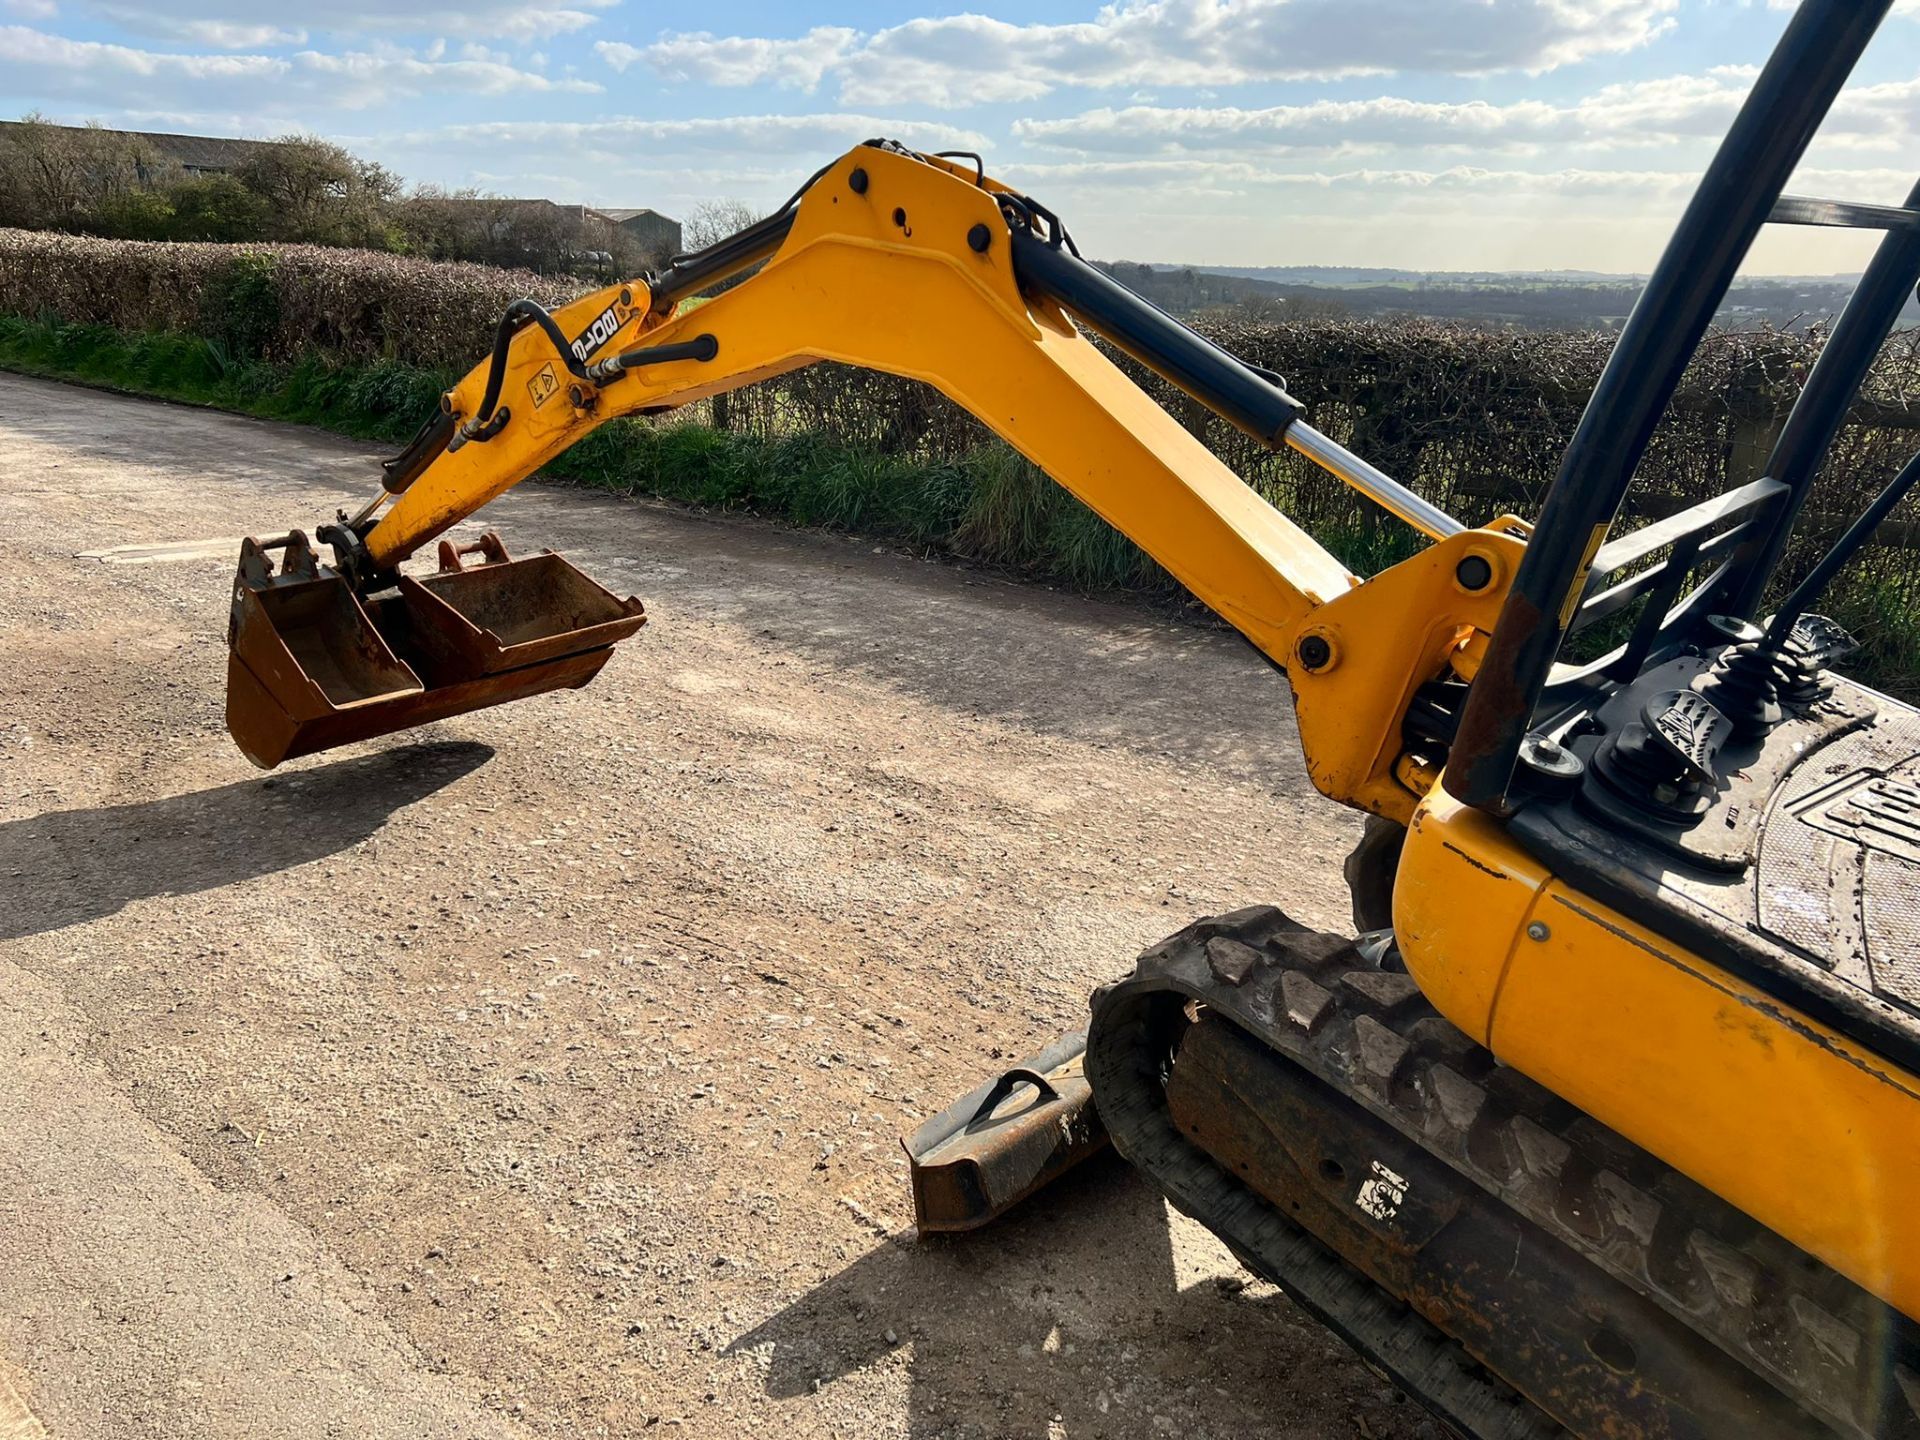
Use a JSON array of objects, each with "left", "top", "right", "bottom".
[
  {"left": 0, "top": 121, "right": 278, "bottom": 181},
  {"left": 596, "top": 207, "right": 683, "bottom": 257}
]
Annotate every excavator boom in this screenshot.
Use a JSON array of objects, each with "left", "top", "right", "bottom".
[{"left": 229, "top": 143, "right": 1512, "bottom": 819}]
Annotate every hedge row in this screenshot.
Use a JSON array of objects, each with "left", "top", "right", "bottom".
[
  {"left": 4, "top": 227, "right": 1918, "bottom": 692},
  {"left": 0, "top": 227, "right": 574, "bottom": 369},
  {"left": 721, "top": 316, "right": 1920, "bottom": 543},
  {"left": 8, "top": 226, "right": 1916, "bottom": 531}
]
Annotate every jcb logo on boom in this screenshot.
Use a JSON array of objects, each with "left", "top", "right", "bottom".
[{"left": 569, "top": 305, "right": 623, "bottom": 362}]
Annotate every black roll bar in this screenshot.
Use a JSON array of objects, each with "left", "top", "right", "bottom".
[
  {"left": 1721, "top": 175, "right": 1920, "bottom": 619},
  {"left": 1443, "top": 0, "right": 1893, "bottom": 814}
]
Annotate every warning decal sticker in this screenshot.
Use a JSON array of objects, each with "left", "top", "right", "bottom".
[{"left": 528, "top": 362, "right": 560, "bottom": 409}]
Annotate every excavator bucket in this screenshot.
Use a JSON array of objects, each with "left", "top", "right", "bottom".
[{"left": 226, "top": 530, "right": 645, "bottom": 769}]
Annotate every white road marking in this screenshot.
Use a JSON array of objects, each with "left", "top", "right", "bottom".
[{"left": 75, "top": 538, "right": 237, "bottom": 564}]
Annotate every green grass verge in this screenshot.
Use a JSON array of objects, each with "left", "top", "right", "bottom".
[
  {"left": 0, "top": 314, "right": 1175, "bottom": 594},
  {"left": 0, "top": 312, "right": 450, "bottom": 443},
  {"left": 2, "top": 313, "right": 1912, "bottom": 698}
]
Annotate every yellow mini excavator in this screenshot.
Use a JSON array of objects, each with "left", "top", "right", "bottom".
[{"left": 222, "top": 2, "right": 1920, "bottom": 1432}]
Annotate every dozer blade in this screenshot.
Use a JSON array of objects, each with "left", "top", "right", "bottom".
[
  {"left": 226, "top": 529, "right": 645, "bottom": 769},
  {"left": 902, "top": 1033, "right": 1109, "bottom": 1233}
]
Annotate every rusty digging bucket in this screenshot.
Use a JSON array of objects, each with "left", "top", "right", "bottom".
[{"left": 226, "top": 530, "right": 645, "bottom": 769}]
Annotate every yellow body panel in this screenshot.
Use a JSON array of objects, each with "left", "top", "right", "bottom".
[
  {"left": 1399, "top": 788, "right": 1920, "bottom": 1319},
  {"left": 1285, "top": 526, "right": 1523, "bottom": 817}
]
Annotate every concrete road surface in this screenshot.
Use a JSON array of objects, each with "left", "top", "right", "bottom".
[{"left": 0, "top": 373, "right": 1428, "bottom": 1440}]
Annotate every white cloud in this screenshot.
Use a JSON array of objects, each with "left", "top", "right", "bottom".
[
  {"left": 0, "top": 26, "right": 602, "bottom": 113},
  {"left": 1776, "top": 0, "right": 1920, "bottom": 9},
  {"left": 391, "top": 113, "right": 990, "bottom": 159},
  {"left": 201, "top": 118, "right": 1897, "bottom": 275},
  {"left": 1021, "top": 97, "right": 1565, "bottom": 155},
  {"left": 1004, "top": 158, "right": 1698, "bottom": 195},
  {"left": 296, "top": 48, "right": 602, "bottom": 103},
  {"left": 363, "top": 115, "right": 994, "bottom": 220},
  {"left": 1828, "top": 73, "right": 1920, "bottom": 149},
  {"left": 989, "top": 159, "right": 1910, "bottom": 271},
  {"left": 991, "top": 158, "right": 1918, "bottom": 211},
  {"left": 1015, "top": 68, "right": 1920, "bottom": 157},
  {"left": 619, "top": 0, "right": 1678, "bottom": 108},
  {"left": 80, "top": 12, "right": 306, "bottom": 46},
  {"left": 1083, "top": 154, "right": 1903, "bottom": 184},
  {"left": 599, "top": 26, "right": 855, "bottom": 91},
  {"left": 0, "top": 0, "right": 58, "bottom": 18},
  {"left": 82, "top": 0, "right": 613, "bottom": 46}
]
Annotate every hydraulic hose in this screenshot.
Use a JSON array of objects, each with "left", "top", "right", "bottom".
[
  {"left": 381, "top": 296, "right": 601, "bottom": 477},
  {"left": 475, "top": 299, "right": 595, "bottom": 425},
  {"left": 585, "top": 333, "right": 720, "bottom": 384},
  {"left": 645, "top": 158, "right": 834, "bottom": 314}
]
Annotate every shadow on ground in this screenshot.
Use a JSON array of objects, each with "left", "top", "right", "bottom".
[
  {"left": 727, "top": 1154, "right": 1433, "bottom": 1440},
  {"left": 508, "top": 486, "right": 1310, "bottom": 787},
  {"left": 0, "top": 741, "right": 492, "bottom": 941}
]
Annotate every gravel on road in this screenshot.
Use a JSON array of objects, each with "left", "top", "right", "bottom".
[{"left": 0, "top": 372, "right": 1430, "bottom": 1440}]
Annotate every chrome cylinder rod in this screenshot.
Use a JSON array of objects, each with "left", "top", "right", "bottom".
[
  {"left": 1284, "top": 421, "right": 1463, "bottom": 541},
  {"left": 347, "top": 488, "right": 391, "bottom": 529}
]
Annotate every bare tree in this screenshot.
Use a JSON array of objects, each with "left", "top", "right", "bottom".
[
  {"left": 682, "top": 198, "right": 762, "bottom": 254},
  {"left": 392, "top": 185, "right": 490, "bottom": 261},
  {"left": 677, "top": 198, "right": 767, "bottom": 309},
  {"left": 0, "top": 113, "right": 165, "bottom": 229},
  {"left": 237, "top": 133, "right": 397, "bottom": 247},
  {"left": 607, "top": 226, "right": 672, "bottom": 277}
]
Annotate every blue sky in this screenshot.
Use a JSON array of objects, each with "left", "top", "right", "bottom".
[{"left": 2, "top": 0, "right": 1915, "bottom": 271}]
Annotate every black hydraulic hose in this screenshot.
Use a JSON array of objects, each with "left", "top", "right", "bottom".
[
  {"left": 379, "top": 406, "right": 458, "bottom": 493},
  {"left": 475, "top": 299, "right": 594, "bottom": 425},
  {"left": 934, "top": 150, "right": 985, "bottom": 186},
  {"left": 1766, "top": 446, "right": 1920, "bottom": 644},
  {"left": 647, "top": 158, "right": 832, "bottom": 314},
  {"left": 379, "top": 296, "right": 599, "bottom": 474},
  {"left": 586, "top": 333, "right": 719, "bottom": 384},
  {"left": 648, "top": 208, "right": 798, "bottom": 315},
  {"left": 387, "top": 162, "right": 807, "bottom": 473}
]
